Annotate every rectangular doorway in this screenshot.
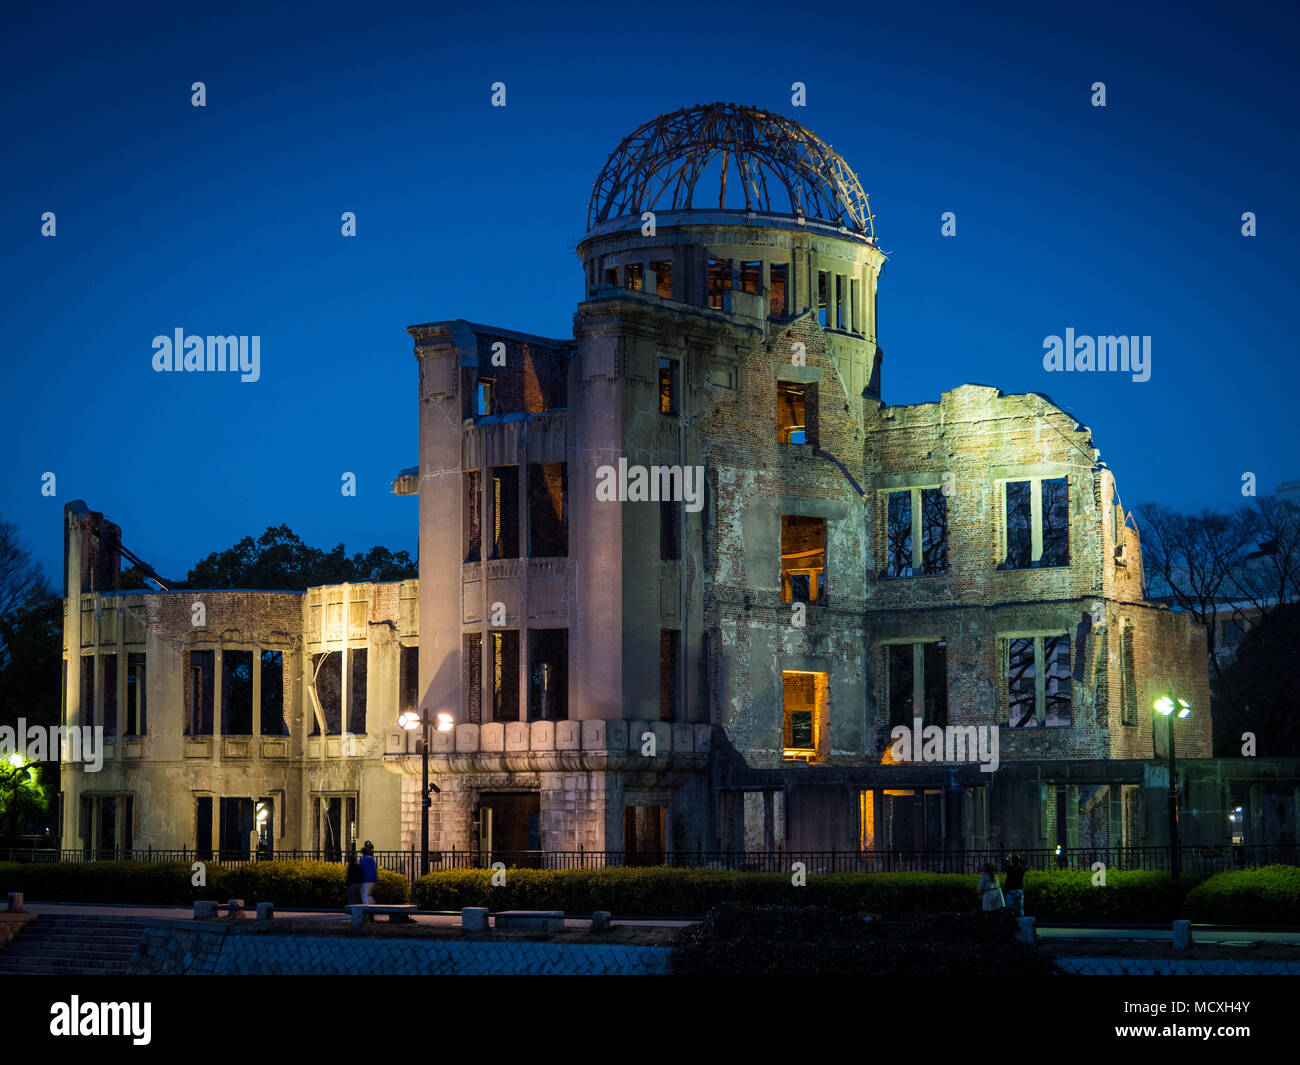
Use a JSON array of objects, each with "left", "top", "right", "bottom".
[
  {"left": 477, "top": 792, "right": 540, "bottom": 866},
  {"left": 624, "top": 805, "right": 666, "bottom": 866}
]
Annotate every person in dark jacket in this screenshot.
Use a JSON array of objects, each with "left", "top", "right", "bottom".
[
  {"left": 1004, "top": 854, "right": 1026, "bottom": 917},
  {"left": 345, "top": 852, "right": 364, "bottom": 907},
  {"left": 359, "top": 841, "right": 379, "bottom": 904}
]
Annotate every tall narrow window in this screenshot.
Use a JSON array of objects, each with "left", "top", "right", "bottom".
[
  {"left": 311, "top": 652, "right": 342, "bottom": 735},
  {"left": 817, "top": 271, "right": 828, "bottom": 326},
  {"left": 1120, "top": 623, "right": 1137, "bottom": 726},
  {"left": 399, "top": 643, "right": 420, "bottom": 720},
  {"left": 80, "top": 656, "right": 95, "bottom": 729},
  {"left": 527, "top": 462, "right": 567, "bottom": 557},
  {"left": 650, "top": 260, "right": 672, "bottom": 299},
  {"left": 101, "top": 653, "right": 118, "bottom": 737},
  {"left": 195, "top": 795, "right": 213, "bottom": 859},
  {"left": 221, "top": 650, "right": 254, "bottom": 735},
  {"left": 1004, "top": 481, "right": 1034, "bottom": 569},
  {"left": 464, "top": 471, "right": 482, "bottom": 563},
  {"left": 187, "top": 650, "right": 214, "bottom": 735},
  {"left": 219, "top": 797, "right": 255, "bottom": 859},
  {"left": 740, "top": 260, "right": 761, "bottom": 295},
  {"left": 658, "top": 357, "right": 678, "bottom": 415},
  {"left": 490, "top": 630, "right": 519, "bottom": 722},
  {"left": 770, "top": 263, "right": 788, "bottom": 317},
  {"left": 347, "top": 647, "right": 368, "bottom": 734},
  {"left": 660, "top": 497, "right": 680, "bottom": 560},
  {"left": 260, "top": 650, "right": 285, "bottom": 736},
  {"left": 459, "top": 636, "right": 480, "bottom": 724},
  {"left": 1043, "top": 635, "right": 1072, "bottom": 726},
  {"left": 1007, "top": 638, "right": 1037, "bottom": 728},
  {"left": 887, "top": 643, "right": 914, "bottom": 728},
  {"left": 850, "top": 278, "right": 860, "bottom": 333},
  {"left": 781, "top": 516, "right": 826, "bottom": 603},
  {"left": 125, "top": 653, "right": 146, "bottom": 735},
  {"left": 923, "top": 641, "right": 949, "bottom": 728},
  {"left": 777, "top": 381, "right": 807, "bottom": 444},
  {"left": 886, "top": 491, "right": 912, "bottom": 577},
  {"left": 920, "top": 488, "right": 948, "bottom": 575},
  {"left": 624, "top": 262, "right": 644, "bottom": 291},
  {"left": 659, "top": 629, "right": 679, "bottom": 722},
  {"left": 476, "top": 376, "right": 496, "bottom": 417},
  {"left": 707, "top": 258, "right": 732, "bottom": 309},
  {"left": 835, "top": 275, "right": 845, "bottom": 329},
  {"left": 527, "top": 628, "right": 567, "bottom": 721},
  {"left": 490, "top": 466, "right": 519, "bottom": 559},
  {"left": 1041, "top": 477, "right": 1070, "bottom": 566},
  {"left": 782, "top": 671, "right": 828, "bottom": 763}
]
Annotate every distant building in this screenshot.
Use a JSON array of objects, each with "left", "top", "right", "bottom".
[{"left": 59, "top": 105, "right": 1296, "bottom": 863}]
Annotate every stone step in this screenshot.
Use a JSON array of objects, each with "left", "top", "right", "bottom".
[{"left": 0, "top": 916, "right": 147, "bottom": 974}]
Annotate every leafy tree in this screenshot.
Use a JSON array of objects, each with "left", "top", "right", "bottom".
[{"left": 181, "top": 525, "right": 416, "bottom": 590}]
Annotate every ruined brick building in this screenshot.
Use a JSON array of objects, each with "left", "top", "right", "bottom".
[{"left": 60, "top": 104, "right": 1298, "bottom": 863}]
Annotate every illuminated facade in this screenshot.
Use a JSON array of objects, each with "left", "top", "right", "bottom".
[{"left": 61, "top": 105, "right": 1295, "bottom": 864}]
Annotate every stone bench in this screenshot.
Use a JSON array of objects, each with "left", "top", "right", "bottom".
[
  {"left": 492, "top": 910, "right": 566, "bottom": 932},
  {"left": 194, "top": 899, "right": 249, "bottom": 919},
  {"left": 348, "top": 904, "right": 420, "bottom": 928}
]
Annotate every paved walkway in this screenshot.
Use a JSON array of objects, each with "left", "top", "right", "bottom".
[
  {"left": 15, "top": 901, "right": 693, "bottom": 930},
  {"left": 1039, "top": 925, "right": 1300, "bottom": 945},
  {"left": 10, "top": 904, "right": 1298, "bottom": 943}
]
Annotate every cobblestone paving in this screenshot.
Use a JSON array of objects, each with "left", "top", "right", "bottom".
[
  {"left": 1056, "top": 956, "right": 1300, "bottom": 975},
  {"left": 131, "top": 924, "right": 670, "bottom": 975},
  {"left": 206, "top": 935, "right": 670, "bottom": 974}
]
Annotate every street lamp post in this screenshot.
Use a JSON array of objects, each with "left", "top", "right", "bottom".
[
  {"left": 1154, "top": 694, "right": 1191, "bottom": 879},
  {"left": 398, "top": 708, "right": 454, "bottom": 877}
]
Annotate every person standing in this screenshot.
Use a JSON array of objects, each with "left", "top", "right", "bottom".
[
  {"left": 1004, "top": 854, "right": 1026, "bottom": 917},
  {"left": 345, "top": 851, "right": 364, "bottom": 907},
  {"left": 977, "top": 862, "right": 1004, "bottom": 911},
  {"left": 359, "top": 841, "right": 379, "bottom": 905}
]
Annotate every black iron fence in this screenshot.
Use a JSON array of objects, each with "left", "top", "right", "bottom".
[{"left": 1, "top": 843, "right": 1296, "bottom": 880}]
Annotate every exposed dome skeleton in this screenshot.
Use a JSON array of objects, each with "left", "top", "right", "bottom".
[{"left": 587, "top": 102, "right": 875, "bottom": 236}]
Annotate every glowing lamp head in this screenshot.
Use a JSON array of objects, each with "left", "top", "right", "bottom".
[
  {"left": 397, "top": 710, "right": 421, "bottom": 731},
  {"left": 1176, "top": 699, "right": 1191, "bottom": 719},
  {"left": 6, "top": 752, "right": 22, "bottom": 769},
  {"left": 1154, "top": 696, "right": 1175, "bottom": 717},
  {"left": 435, "top": 712, "right": 455, "bottom": 733}
]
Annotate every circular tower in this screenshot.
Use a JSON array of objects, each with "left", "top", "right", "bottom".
[{"left": 577, "top": 101, "right": 885, "bottom": 397}]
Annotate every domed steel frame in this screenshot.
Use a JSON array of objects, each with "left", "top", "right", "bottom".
[{"left": 587, "top": 102, "right": 874, "bottom": 236}]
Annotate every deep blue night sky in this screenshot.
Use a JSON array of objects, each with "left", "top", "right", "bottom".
[{"left": 2, "top": 0, "right": 1295, "bottom": 583}]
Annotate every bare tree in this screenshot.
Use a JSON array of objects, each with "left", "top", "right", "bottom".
[
  {"left": 1229, "top": 495, "right": 1300, "bottom": 622},
  {"left": 1133, "top": 503, "right": 1256, "bottom": 684},
  {"left": 0, "top": 518, "right": 49, "bottom": 619}
]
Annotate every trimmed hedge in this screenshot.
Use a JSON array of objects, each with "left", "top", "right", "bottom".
[
  {"left": 0, "top": 860, "right": 408, "bottom": 907},
  {"left": 410, "top": 868, "right": 1253, "bottom": 925},
  {"left": 1021, "top": 869, "right": 1202, "bottom": 924},
  {"left": 411, "top": 866, "right": 1201, "bottom": 921},
  {"left": 1183, "top": 866, "right": 1300, "bottom": 924},
  {"left": 670, "top": 903, "right": 1060, "bottom": 976}
]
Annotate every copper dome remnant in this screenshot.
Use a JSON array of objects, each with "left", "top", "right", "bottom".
[{"left": 587, "top": 102, "right": 874, "bottom": 236}]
